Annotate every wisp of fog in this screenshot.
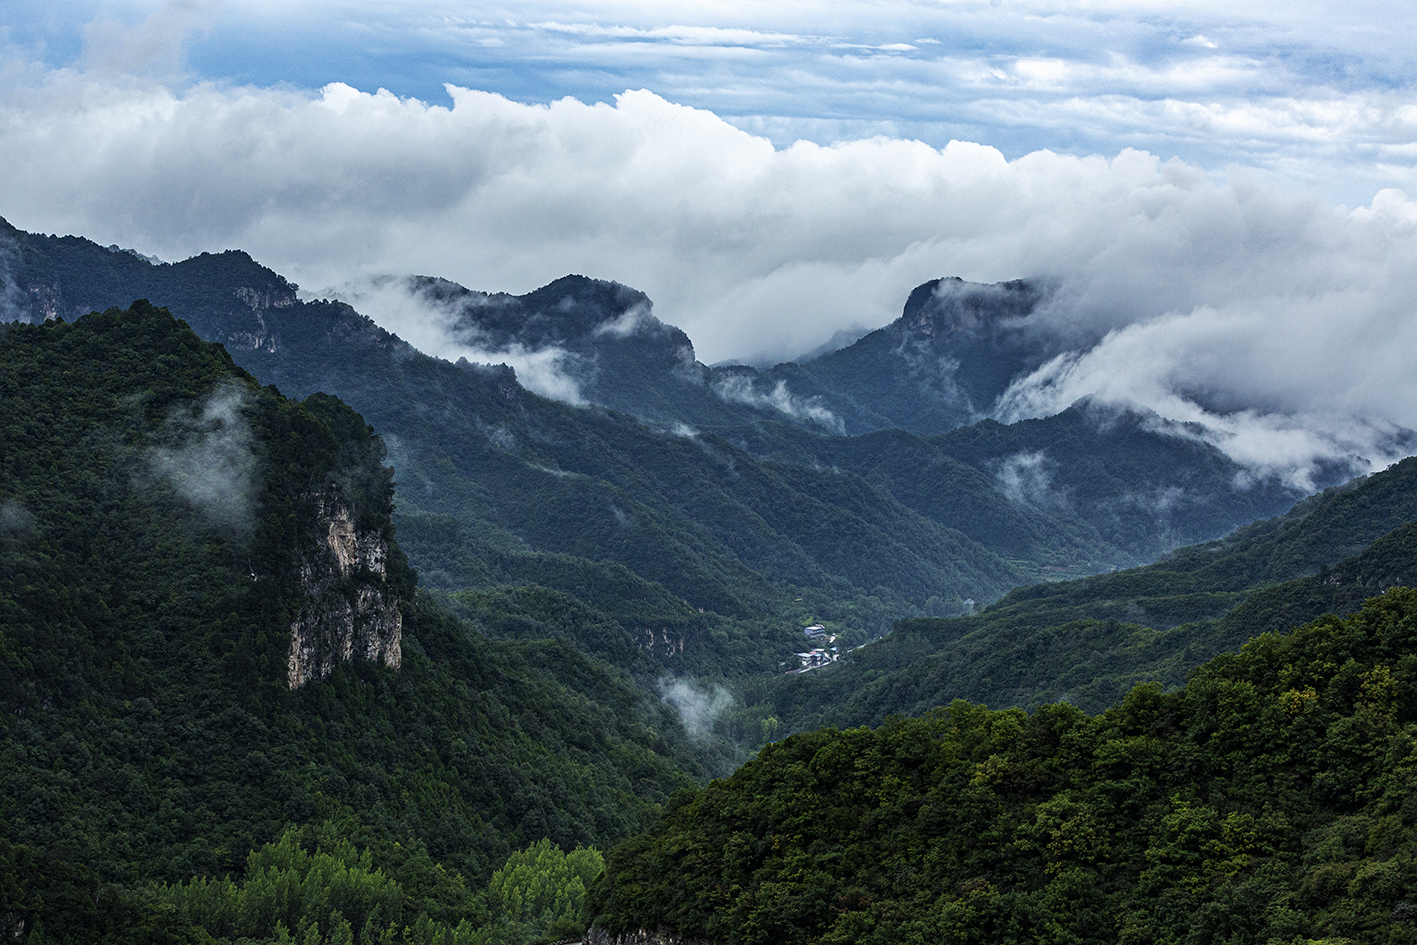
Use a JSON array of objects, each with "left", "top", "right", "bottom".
[{"left": 145, "top": 380, "right": 257, "bottom": 534}]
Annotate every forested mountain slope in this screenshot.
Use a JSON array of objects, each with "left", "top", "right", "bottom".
[
  {"left": 0, "top": 304, "right": 707, "bottom": 942},
  {"left": 591, "top": 589, "right": 1417, "bottom": 945},
  {"left": 713, "top": 404, "right": 1301, "bottom": 574},
  {"left": 769, "top": 456, "right": 1417, "bottom": 728},
  {"left": 748, "top": 276, "right": 1055, "bottom": 436},
  {"left": 412, "top": 272, "right": 1053, "bottom": 438},
  {"left": 0, "top": 219, "right": 1310, "bottom": 670}
]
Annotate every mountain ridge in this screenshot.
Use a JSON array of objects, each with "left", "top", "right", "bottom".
[
  {"left": 0, "top": 218, "right": 1316, "bottom": 671},
  {"left": 0, "top": 303, "right": 713, "bottom": 939},
  {"left": 762, "top": 454, "right": 1417, "bottom": 731}
]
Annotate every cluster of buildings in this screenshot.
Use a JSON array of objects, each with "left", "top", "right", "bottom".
[{"left": 790, "top": 624, "right": 839, "bottom": 673}]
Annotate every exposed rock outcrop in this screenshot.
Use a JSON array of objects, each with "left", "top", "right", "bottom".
[
  {"left": 234, "top": 283, "right": 297, "bottom": 310},
  {"left": 634, "top": 623, "right": 703, "bottom": 658},
  {"left": 287, "top": 490, "right": 403, "bottom": 688}
]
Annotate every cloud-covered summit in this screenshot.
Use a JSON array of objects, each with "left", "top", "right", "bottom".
[
  {"left": 2, "top": 2, "right": 1416, "bottom": 489},
  {"left": 322, "top": 272, "right": 693, "bottom": 407}
]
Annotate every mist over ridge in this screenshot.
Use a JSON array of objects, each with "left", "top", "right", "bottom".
[
  {"left": 2, "top": 0, "right": 1414, "bottom": 496},
  {"left": 321, "top": 264, "right": 1416, "bottom": 491}
]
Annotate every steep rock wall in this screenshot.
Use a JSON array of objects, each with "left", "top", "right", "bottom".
[{"left": 287, "top": 489, "right": 403, "bottom": 688}]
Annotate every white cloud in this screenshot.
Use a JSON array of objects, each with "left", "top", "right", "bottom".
[
  {"left": 3, "top": 19, "right": 1417, "bottom": 482},
  {"left": 994, "top": 450, "right": 1067, "bottom": 509},
  {"left": 993, "top": 260, "right": 1417, "bottom": 487},
  {"left": 13, "top": 0, "right": 1417, "bottom": 190},
  {"left": 0, "top": 498, "right": 35, "bottom": 540},
  {"left": 146, "top": 379, "right": 257, "bottom": 532},
  {"left": 659, "top": 676, "right": 733, "bottom": 742},
  {"left": 525, "top": 22, "right": 806, "bottom": 47},
  {"left": 592, "top": 301, "right": 657, "bottom": 338},
  {"left": 79, "top": 0, "right": 216, "bottom": 79},
  {"left": 713, "top": 375, "right": 844, "bottom": 433},
  {"left": 316, "top": 276, "right": 591, "bottom": 404}
]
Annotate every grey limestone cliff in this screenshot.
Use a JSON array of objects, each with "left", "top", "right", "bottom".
[{"left": 287, "top": 489, "right": 403, "bottom": 689}]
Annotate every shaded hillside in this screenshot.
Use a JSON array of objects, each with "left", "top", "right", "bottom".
[
  {"left": 0, "top": 220, "right": 1311, "bottom": 669},
  {"left": 0, "top": 306, "right": 706, "bottom": 940},
  {"left": 768, "top": 456, "right": 1417, "bottom": 728},
  {"left": 401, "top": 273, "right": 1054, "bottom": 437},
  {"left": 591, "top": 589, "right": 1417, "bottom": 945},
  {"left": 714, "top": 403, "right": 1301, "bottom": 574},
  {"left": 749, "top": 276, "right": 1055, "bottom": 436}
]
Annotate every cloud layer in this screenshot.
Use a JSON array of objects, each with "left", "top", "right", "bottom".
[
  {"left": 320, "top": 276, "right": 591, "bottom": 403},
  {"left": 13, "top": 2, "right": 1417, "bottom": 203},
  {"left": 2, "top": 8, "right": 1417, "bottom": 484}
]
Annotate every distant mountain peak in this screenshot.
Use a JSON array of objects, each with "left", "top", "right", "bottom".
[
  {"left": 897, "top": 276, "right": 1049, "bottom": 337},
  {"left": 408, "top": 272, "right": 670, "bottom": 349},
  {"left": 525, "top": 272, "right": 650, "bottom": 311}
]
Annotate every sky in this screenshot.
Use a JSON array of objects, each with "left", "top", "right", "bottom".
[{"left": 3, "top": 0, "right": 1417, "bottom": 483}]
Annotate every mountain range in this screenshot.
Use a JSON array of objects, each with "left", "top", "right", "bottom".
[
  {"left": 398, "top": 271, "right": 1052, "bottom": 437},
  {"left": 6, "top": 218, "right": 1417, "bottom": 944},
  {"left": 0, "top": 218, "right": 1314, "bottom": 656},
  {"left": 769, "top": 453, "right": 1417, "bottom": 731}
]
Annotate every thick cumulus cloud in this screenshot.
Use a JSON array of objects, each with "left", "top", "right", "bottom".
[
  {"left": 3, "top": 75, "right": 1417, "bottom": 481},
  {"left": 15, "top": 1, "right": 1417, "bottom": 200}
]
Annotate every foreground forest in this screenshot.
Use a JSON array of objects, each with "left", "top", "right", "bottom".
[
  {"left": 4, "top": 246, "right": 1417, "bottom": 944},
  {"left": 0, "top": 306, "right": 710, "bottom": 943},
  {"left": 593, "top": 590, "right": 1417, "bottom": 945}
]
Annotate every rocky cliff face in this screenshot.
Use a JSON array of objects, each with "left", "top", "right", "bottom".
[
  {"left": 287, "top": 489, "right": 403, "bottom": 689},
  {"left": 634, "top": 622, "right": 704, "bottom": 659}
]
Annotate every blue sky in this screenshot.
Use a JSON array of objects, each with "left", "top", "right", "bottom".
[
  {"left": 8, "top": 1, "right": 1417, "bottom": 199},
  {"left": 2, "top": 1, "right": 1417, "bottom": 480}
]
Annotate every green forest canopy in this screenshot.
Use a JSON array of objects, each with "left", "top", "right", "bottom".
[{"left": 591, "top": 590, "right": 1417, "bottom": 945}]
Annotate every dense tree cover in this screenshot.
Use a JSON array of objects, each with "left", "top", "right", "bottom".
[
  {"left": 2, "top": 826, "right": 604, "bottom": 945},
  {"left": 0, "top": 305, "right": 710, "bottom": 943},
  {"left": 714, "top": 402, "right": 1307, "bottom": 577},
  {"left": 0, "top": 218, "right": 1313, "bottom": 679},
  {"left": 763, "top": 457, "right": 1417, "bottom": 732},
  {"left": 591, "top": 589, "right": 1417, "bottom": 945},
  {"left": 158, "top": 828, "right": 603, "bottom": 945},
  {"left": 481, "top": 838, "right": 604, "bottom": 943},
  {"left": 160, "top": 824, "right": 480, "bottom": 944}
]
